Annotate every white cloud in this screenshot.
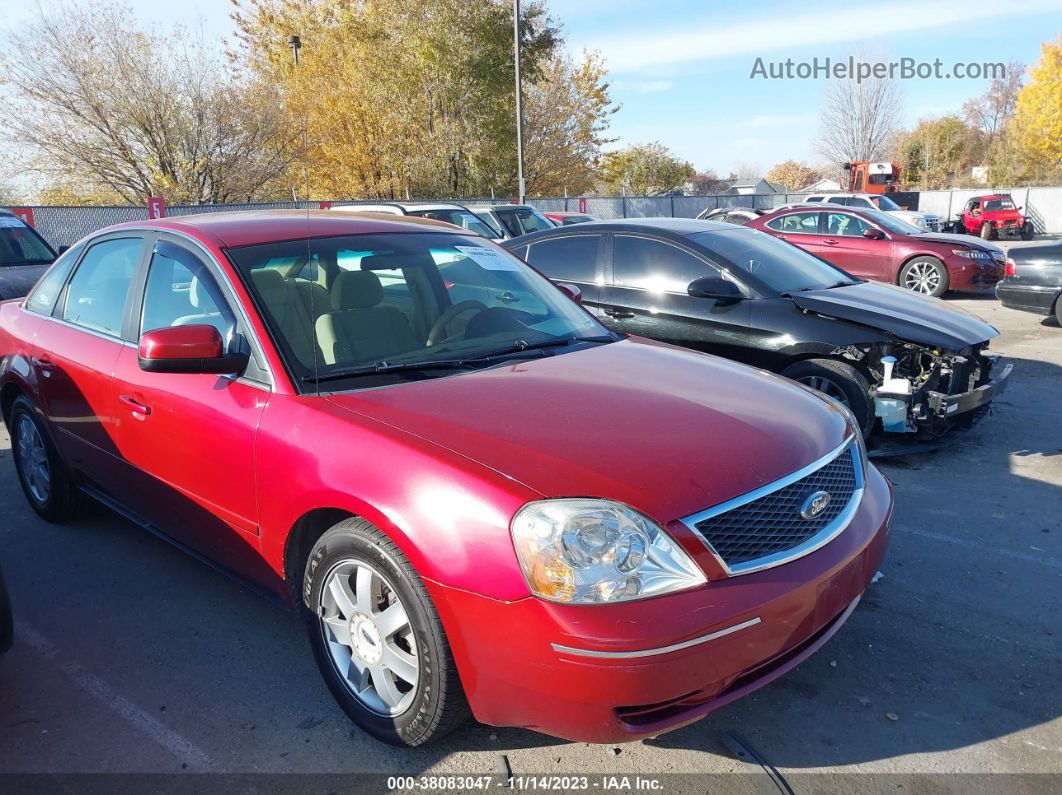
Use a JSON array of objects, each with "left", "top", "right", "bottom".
[{"left": 576, "top": 0, "right": 1061, "bottom": 73}]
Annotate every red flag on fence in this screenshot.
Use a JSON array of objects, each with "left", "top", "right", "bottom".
[
  {"left": 147, "top": 197, "right": 167, "bottom": 219},
  {"left": 318, "top": 201, "right": 333, "bottom": 210},
  {"left": 10, "top": 207, "right": 35, "bottom": 227},
  {"left": 578, "top": 197, "right": 587, "bottom": 214}
]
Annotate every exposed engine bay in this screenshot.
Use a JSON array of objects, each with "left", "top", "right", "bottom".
[{"left": 834, "top": 341, "right": 1006, "bottom": 436}]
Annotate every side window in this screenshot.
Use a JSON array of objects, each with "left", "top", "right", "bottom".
[
  {"left": 61, "top": 237, "right": 142, "bottom": 337},
  {"left": 851, "top": 198, "right": 874, "bottom": 208},
  {"left": 826, "top": 212, "right": 873, "bottom": 237},
  {"left": 515, "top": 209, "right": 553, "bottom": 234},
  {"left": 806, "top": 196, "right": 823, "bottom": 203},
  {"left": 508, "top": 244, "right": 529, "bottom": 260},
  {"left": 496, "top": 212, "right": 522, "bottom": 237},
  {"left": 141, "top": 242, "right": 236, "bottom": 345},
  {"left": 525, "top": 235, "right": 600, "bottom": 282},
  {"left": 613, "top": 236, "right": 711, "bottom": 292},
  {"left": 854, "top": 171, "right": 865, "bottom": 191},
  {"left": 767, "top": 212, "right": 820, "bottom": 234},
  {"left": 25, "top": 244, "right": 84, "bottom": 315},
  {"left": 826, "top": 197, "right": 847, "bottom": 205}
]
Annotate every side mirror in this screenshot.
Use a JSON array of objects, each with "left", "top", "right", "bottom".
[
  {"left": 138, "top": 325, "right": 248, "bottom": 375},
  {"left": 1018, "top": 206, "right": 1023, "bottom": 211},
  {"left": 556, "top": 282, "right": 582, "bottom": 304},
  {"left": 862, "top": 228, "right": 885, "bottom": 240},
  {"left": 687, "top": 276, "right": 742, "bottom": 305}
]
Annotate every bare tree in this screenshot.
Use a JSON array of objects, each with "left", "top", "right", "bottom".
[
  {"left": 817, "top": 76, "right": 903, "bottom": 168},
  {"left": 0, "top": 1, "right": 298, "bottom": 204},
  {"left": 963, "top": 60, "right": 1024, "bottom": 143}
]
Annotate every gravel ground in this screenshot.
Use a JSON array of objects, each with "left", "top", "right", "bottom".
[{"left": 0, "top": 289, "right": 1059, "bottom": 791}]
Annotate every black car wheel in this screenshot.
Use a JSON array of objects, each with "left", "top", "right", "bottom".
[
  {"left": 980, "top": 222, "right": 994, "bottom": 240},
  {"left": 782, "top": 359, "right": 875, "bottom": 438},
  {"left": 9, "top": 396, "right": 81, "bottom": 523},
  {"left": 303, "top": 518, "right": 470, "bottom": 746},
  {"left": 1021, "top": 222, "right": 1035, "bottom": 241},
  {"left": 899, "top": 257, "right": 950, "bottom": 298}
]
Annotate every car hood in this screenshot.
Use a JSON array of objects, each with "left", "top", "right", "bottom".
[
  {"left": 907, "top": 232, "right": 1002, "bottom": 253},
  {"left": 892, "top": 210, "right": 929, "bottom": 224},
  {"left": 324, "top": 338, "right": 848, "bottom": 524},
  {"left": 0, "top": 264, "right": 48, "bottom": 300},
  {"left": 789, "top": 281, "right": 997, "bottom": 350}
]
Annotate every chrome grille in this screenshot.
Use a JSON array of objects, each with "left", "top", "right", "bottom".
[{"left": 680, "top": 440, "right": 863, "bottom": 576}]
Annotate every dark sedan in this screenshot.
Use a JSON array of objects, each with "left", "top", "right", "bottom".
[
  {"left": 0, "top": 211, "right": 58, "bottom": 300},
  {"left": 505, "top": 218, "right": 1011, "bottom": 438},
  {"left": 996, "top": 241, "right": 1062, "bottom": 325}
]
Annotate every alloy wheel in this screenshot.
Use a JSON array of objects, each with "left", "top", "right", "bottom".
[
  {"left": 796, "top": 375, "right": 851, "bottom": 407},
  {"left": 15, "top": 415, "right": 51, "bottom": 504},
  {"left": 318, "top": 560, "right": 419, "bottom": 716},
  {"left": 902, "top": 262, "right": 941, "bottom": 295}
]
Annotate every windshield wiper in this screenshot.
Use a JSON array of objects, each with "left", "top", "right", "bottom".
[{"left": 469, "top": 333, "right": 617, "bottom": 360}]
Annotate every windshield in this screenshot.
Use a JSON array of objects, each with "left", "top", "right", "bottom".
[
  {"left": 0, "top": 218, "right": 56, "bottom": 265},
  {"left": 227, "top": 232, "right": 608, "bottom": 385},
  {"left": 858, "top": 208, "right": 923, "bottom": 235},
  {"left": 692, "top": 228, "right": 856, "bottom": 294},
  {"left": 870, "top": 195, "right": 901, "bottom": 211},
  {"left": 984, "top": 198, "right": 1015, "bottom": 212},
  {"left": 408, "top": 209, "right": 501, "bottom": 239}
]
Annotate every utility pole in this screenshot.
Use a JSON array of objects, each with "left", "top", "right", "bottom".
[{"left": 513, "top": 0, "right": 525, "bottom": 204}]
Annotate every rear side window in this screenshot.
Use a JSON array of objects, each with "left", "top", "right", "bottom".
[
  {"left": 766, "top": 212, "right": 820, "bottom": 234},
  {"left": 525, "top": 235, "right": 600, "bottom": 282},
  {"left": 61, "top": 238, "right": 142, "bottom": 337},
  {"left": 496, "top": 212, "right": 523, "bottom": 237},
  {"left": 25, "top": 244, "right": 84, "bottom": 315},
  {"left": 613, "top": 235, "right": 711, "bottom": 293},
  {"left": 141, "top": 241, "right": 236, "bottom": 345}
]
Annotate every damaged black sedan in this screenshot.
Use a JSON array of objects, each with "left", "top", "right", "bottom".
[{"left": 506, "top": 218, "right": 1011, "bottom": 439}]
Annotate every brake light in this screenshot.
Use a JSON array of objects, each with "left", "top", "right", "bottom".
[{"left": 1004, "top": 258, "right": 1017, "bottom": 277}]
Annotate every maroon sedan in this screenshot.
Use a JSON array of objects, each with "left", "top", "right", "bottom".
[
  {"left": 0, "top": 211, "right": 892, "bottom": 745},
  {"left": 749, "top": 205, "right": 1004, "bottom": 297}
]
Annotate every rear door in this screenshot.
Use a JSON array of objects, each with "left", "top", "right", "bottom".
[
  {"left": 821, "top": 211, "right": 891, "bottom": 280},
  {"left": 763, "top": 210, "right": 826, "bottom": 257},
  {"left": 599, "top": 233, "right": 749, "bottom": 360},
  {"left": 522, "top": 233, "right": 605, "bottom": 314}
]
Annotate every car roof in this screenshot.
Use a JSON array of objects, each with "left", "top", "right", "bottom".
[
  {"left": 107, "top": 210, "right": 472, "bottom": 248},
  {"left": 331, "top": 202, "right": 468, "bottom": 213},
  {"left": 504, "top": 216, "right": 737, "bottom": 245}
]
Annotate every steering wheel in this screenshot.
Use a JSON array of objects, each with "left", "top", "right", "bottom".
[{"left": 426, "top": 300, "right": 488, "bottom": 346}]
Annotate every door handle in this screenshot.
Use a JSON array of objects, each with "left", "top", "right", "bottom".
[
  {"left": 119, "top": 394, "right": 152, "bottom": 416},
  {"left": 822, "top": 239, "right": 839, "bottom": 245},
  {"left": 604, "top": 308, "right": 635, "bottom": 320}
]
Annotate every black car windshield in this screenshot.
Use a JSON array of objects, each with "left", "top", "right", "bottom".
[
  {"left": 227, "top": 232, "right": 609, "bottom": 385},
  {"left": 984, "top": 198, "right": 1015, "bottom": 212},
  {"left": 0, "top": 218, "right": 56, "bottom": 266},
  {"left": 692, "top": 228, "right": 857, "bottom": 294},
  {"left": 407, "top": 209, "right": 501, "bottom": 239},
  {"left": 858, "top": 208, "right": 923, "bottom": 235}
]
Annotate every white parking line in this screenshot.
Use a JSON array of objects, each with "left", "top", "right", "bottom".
[
  {"left": 16, "top": 623, "right": 215, "bottom": 771},
  {"left": 897, "top": 526, "right": 1062, "bottom": 571}
]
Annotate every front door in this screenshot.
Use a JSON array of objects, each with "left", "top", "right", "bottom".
[
  {"left": 110, "top": 237, "right": 273, "bottom": 585},
  {"left": 763, "top": 211, "right": 827, "bottom": 258},
  {"left": 821, "top": 212, "right": 891, "bottom": 281}
]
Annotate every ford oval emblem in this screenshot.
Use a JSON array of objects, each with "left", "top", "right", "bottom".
[{"left": 800, "top": 490, "right": 831, "bottom": 520}]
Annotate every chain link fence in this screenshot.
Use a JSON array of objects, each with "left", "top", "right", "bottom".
[{"left": 5, "top": 188, "right": 1060, "bottom": 248}]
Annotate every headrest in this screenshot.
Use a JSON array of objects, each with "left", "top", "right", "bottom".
[
  {"left": 333, "top": 270, "right": 384, "bottom": 310},
  {"left": 251, "top": 269, "right": 286, "bottom": 304}
]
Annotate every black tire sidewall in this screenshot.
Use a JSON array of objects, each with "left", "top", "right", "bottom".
[
  {"left": 900, "top": 257, "right": 949, "bottom": 298},
  {"left": 302, "top": 521, "right": 452, "bottom": 746},
  {"left": 980, "top": 223, "right": 994, "bottom": 240},
  {"left": 783, "top": 359, "right": 875, "bottom": 438},
  {"left": 9, "top": 397, "right": 76, "bottom": 522}
]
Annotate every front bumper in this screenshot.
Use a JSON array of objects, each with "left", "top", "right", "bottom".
[
  {"left": 927, "top": 361, "right": 1012, "bottom": 420},
  {"left": 428, "top": 466, "right": 893, "bottom": 743},
  {"left": 947, "top": 256, "right": 1004, "bottom": 290}
]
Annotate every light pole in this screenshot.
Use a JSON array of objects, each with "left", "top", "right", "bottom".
[{"left": 513, "top": 0, "right": 525, "bottom": 203}]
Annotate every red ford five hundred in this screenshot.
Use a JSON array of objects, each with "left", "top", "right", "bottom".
[{"left": 0, "top": 212, "right": 892, "bottom": 746}]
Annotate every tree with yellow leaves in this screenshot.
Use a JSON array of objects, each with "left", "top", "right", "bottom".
[{"left": 1012, "top": 34, "right": 1062, "bottom": 181}]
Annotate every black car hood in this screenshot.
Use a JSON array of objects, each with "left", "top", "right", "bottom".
[
  {"left": 789, "top": 281, "right": 997, "bottom": 350},
  {"left": 0, "top": 264, "right": 48, "bottom": 300},
  {"left": 908, "top": 232, "right": 1002, "bottom": 254}
]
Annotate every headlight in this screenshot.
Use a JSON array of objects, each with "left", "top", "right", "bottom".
[
  {"left": 952, "top": 249, "right": 991, "bottom": 259},
  {"left": 510, "top": 499, "right": 706, "bottom": 604}
]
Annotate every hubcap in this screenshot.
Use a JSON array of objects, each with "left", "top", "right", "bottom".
[
  {"left": 318, "top": 561, "right": 418, "bottom": 716},
  {"left": 797, "top": 375, "right": 850, "bottom": 407},
  {"left": 903, "top": 262, "right": 941, "bottom": 295},
  {"left": 15, "top": 415, "right": 50, "bottom": 504}
]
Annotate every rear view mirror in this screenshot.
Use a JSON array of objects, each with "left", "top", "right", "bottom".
[
  {"left": 687, "top": 276, "right": 742, "bottom": 305},
  {"left": 862, "top": 228, "right": 885, "bottom": 240},
  {"left": 556, "top": 282, "right": 582, "bottom": 304},
  {"left": 138, "top": 324, "right": 248, "bottom": 375}
]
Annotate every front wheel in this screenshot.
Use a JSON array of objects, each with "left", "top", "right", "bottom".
[
  {"left": 1021, "top": 221, "right": 1034, "bottom": 241},
  {"left": 980, "top": 222, "right": 994, "bottom": 240},
  {"left": 899, "top": 257, "right": 949, "bottom": 298},
  {"left": 782, "top": 359, "right": 875, "bottom": 438},
  {"left": 303, "top": 518, "right": 470, "bottom": 746},
  {"left": 9, "top": 396, "right": 81, "bottom": 522}
]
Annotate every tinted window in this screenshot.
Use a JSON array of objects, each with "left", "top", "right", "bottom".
[
  {"left": 61, "top": 238, "right": 141, "bottom": 337},
  {"left": 25, "top": 244, "right": 83, "bottom": 315},
  {"left": 515, "top": 208, "right": 553, "bottom": 234},
  {"left": 141, "top": 242, "right": 236, "bottom": 344},
  {"left": 826, "top": 212, "right": 873, "bottom": 237},
  {"left": 613, "top": 235, "right": 710, "bottom": 292},
  {"left": 495, "top": 211, "right": 523, "bottom": 237},
  {"left": 0, "top": 217, "right": 55, "bottom": 265},
  {"left": 525, "top": 235, "right": 600, "bottom": 282},
  {"left": 826, "top": 196, "right": 848, "bottom": 205},
  {"left": 766, "top": 212, "right": 820, "bottom": 234}
]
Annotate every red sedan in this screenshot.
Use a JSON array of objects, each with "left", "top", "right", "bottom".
[
  {"left": 0, "top": 211, "right": 892, "bottom": 746},
  {"left": 749, "top": 204, "right": 1004, "bottom": 297}
]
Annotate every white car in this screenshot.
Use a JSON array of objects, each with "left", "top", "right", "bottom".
[
  {"left": 330, "top": 202, "right": 503, "bottom": 239},
  {"left": 465, "top": 204, "right": 556, "bottom": 240},
  {"left": 804, "top": 193, "right": 940, "bottom": 232}
]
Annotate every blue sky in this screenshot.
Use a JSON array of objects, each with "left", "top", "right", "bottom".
[{"left": 4, "top": 0, "right": 1061, "bottom": 178}]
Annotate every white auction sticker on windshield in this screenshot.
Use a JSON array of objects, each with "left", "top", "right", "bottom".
[
  {"left": 454, "top": 245, "right": 519, "bottom": 271},
  {"left": 0, "top": 216, "right": 26, "bottom": 228}
]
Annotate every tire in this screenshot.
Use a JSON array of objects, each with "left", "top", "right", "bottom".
[
  {"left": 980, "top": 222, "right": 994, "bottom": 240},
  {"left": 899, "top": 257, "right": 950, "bottom": 298},
  {"left": 303, "top": 518, "right": 470, "bottom": 746},
  {"left": 782, "top": 359, "right": 875, "bottom": 438},
  {"left": 9, "top": 396, "right": 81, "bottom": 523},
  {"left": 1054, "top": 295, "right": 1062, "bottom": 327},
  {"left": 1021, "top": 221, "right": 1034, "bottom": 241}
]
